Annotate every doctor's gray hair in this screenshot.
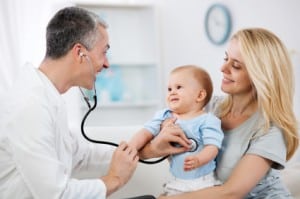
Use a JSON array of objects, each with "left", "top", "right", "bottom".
[{"left": 45, "top": 6, "right": 107, "bottom": 59}]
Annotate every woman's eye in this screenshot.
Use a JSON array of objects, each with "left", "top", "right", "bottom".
[{"left": 232, "top": 64, "right": 241, "bottom": 69}]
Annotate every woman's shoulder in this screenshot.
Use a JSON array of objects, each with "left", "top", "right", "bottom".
[{"left": 205, "top": 95, "right": 225, "bottom": 114}]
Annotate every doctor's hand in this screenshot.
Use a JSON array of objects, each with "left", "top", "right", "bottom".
[
  {"left": 139, "top": 118, "right": 191, "bottom": 159},
  {"left": 101, "top": 141, "right": 138, "bottom": 197}
]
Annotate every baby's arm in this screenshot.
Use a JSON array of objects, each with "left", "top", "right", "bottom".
[
  {"left": 129, "top": 128, "right": 154, "bottom": 151},
  {"left": 184, "top": 145, "right": 218, "bottom": 171}
]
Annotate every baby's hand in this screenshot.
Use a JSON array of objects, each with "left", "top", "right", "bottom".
[{"left": 184, "top": 155, "right": 201, "bottom": 171}]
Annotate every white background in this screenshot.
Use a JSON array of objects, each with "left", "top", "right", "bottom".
[
  {"left": 1, "top": 0, "right": 299, "bottom": 156},
  {"left": 1, "top": 1, "right": 299, "bottom": 198},
  {"left": 1, "top": 0, "right": 299, "bottom": 114}
]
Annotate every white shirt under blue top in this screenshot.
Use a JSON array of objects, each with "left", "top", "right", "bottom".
[{"left": 144, "top": 109, "right": 223, "bottom": 180}]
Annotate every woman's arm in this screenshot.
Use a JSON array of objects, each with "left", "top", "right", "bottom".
[{"left": 159, "top": 154, "right": 272, "bottom": 199}]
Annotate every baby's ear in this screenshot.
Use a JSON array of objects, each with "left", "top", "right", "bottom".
[{"left": 196, "top": 89, "right": 207, "bottom": 102}]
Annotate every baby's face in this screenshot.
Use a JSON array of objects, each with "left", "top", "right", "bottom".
[{"left": 166, "top": 71, "right": 204, "bottom": 113}]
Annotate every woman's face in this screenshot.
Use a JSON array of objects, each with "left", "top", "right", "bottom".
[{"left": 220, "top": 39, "right": 253, "bottom": 96}]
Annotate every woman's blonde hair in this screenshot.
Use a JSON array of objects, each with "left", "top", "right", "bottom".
[{"left": 219, "top": 28, "right": 298, "bottom": 160}]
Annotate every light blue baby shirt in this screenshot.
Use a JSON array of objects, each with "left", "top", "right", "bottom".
[{"left": 144, "top": 109, "right": 223, "bottom": 179}]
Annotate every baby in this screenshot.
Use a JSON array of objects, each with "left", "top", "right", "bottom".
[{"left": 130, "top": 65, "right": 223, "bottom": 196}]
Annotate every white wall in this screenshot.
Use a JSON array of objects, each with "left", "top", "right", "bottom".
[
  {"left": 0, "top": 0, "right": 299, "bottom": 197},
  {"left": 0, "top": 0, "right": 299, "bottom": 153},
  {"left": 1, "top": 0, "right": 298, "bottom": 115},
  {"left": 157, "top": 0, "right": 300, "bottom": 98}
]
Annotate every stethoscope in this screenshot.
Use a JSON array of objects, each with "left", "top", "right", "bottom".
[
  {"left": 79, "top": 53, "right": 198, "bottom": 164},
  {"left": 79, "top": 53, "right": 167, "bottom": 164}
]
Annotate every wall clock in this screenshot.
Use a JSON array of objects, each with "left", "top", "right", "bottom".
[{"left": 205, "top": 3, "right": 232, "bottom": 45}]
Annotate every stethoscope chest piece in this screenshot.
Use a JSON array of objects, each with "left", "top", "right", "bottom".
[
  {"left": 189, "top": 138, "right": 198, "bottom": 152},
  {"left": 170, "top": 137, "right": 198, "bottom": 152}
]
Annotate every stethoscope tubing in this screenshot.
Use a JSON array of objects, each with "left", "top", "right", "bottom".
[
  {"left": 79, "top": 55, "right": 168, "bottom": 164},
  {"left": 80, "top": 94, "right": 168, "bottom": 164}
]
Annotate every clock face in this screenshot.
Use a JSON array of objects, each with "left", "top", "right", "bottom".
[{"left": 205, "top": 4, "right": 232, "bottom": 45}]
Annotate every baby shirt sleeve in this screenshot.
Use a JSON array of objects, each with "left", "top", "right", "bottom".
[
  {"left": 143, "top": 109, "right": 171, "bottom": 136},
  {"left": 201, "top": 113, "right": 224, "bottom": 149}
]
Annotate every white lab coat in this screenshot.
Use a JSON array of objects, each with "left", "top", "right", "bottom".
[{"left": 0, "top": 64, "right": 114, "bottom": 199}]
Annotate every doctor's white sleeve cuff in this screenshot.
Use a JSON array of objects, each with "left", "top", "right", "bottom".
[{"left": 61, "top": 178, "right": 107, "bottom": 199}]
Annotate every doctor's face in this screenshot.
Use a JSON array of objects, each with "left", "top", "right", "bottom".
[{"left": 81, "top": 26, "right": 110, "bottom": 90}]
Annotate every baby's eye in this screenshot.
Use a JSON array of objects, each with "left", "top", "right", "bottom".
[
  {"left": 177, "top": 85, "right": 182, "bottom": 89},
  {"left": 168, "top": 87, "right": 172, "bottom": 92}
]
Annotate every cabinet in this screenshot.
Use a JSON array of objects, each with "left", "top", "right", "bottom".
[{"left": 77, "top": 3, "right": 162, "bottom": 126}]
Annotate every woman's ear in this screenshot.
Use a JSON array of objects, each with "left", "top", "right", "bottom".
[{"left": 196, "top": 89, "right": 207, "bottom": 102}]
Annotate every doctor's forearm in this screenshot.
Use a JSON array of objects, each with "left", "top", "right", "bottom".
[{"left": 101, "top": 175, "right": 122, "bottom": 197}]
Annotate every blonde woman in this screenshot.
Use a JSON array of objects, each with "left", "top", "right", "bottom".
[{"left": 140, "top": 28, "right": 299, "bottom": 198}]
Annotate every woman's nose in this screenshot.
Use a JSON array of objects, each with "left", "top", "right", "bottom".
[{"left": 221, "top": 61, "right": 229, "bottom": 73}]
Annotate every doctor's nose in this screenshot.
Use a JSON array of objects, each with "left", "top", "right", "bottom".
[{"left": 103, "top": 58, "right": 110, "bottom": 69}]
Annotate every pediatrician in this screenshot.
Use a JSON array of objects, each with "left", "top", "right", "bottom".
[{"left": 0, "top": 6, "right": 146, "bottom": 199}]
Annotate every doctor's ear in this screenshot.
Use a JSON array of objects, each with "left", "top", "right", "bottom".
[
  {"left": 73, "top": 43, "right": 86, "bottom": 58},
  {"left": 79, "top": 50, "right": 87, "bottom": 57}
]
